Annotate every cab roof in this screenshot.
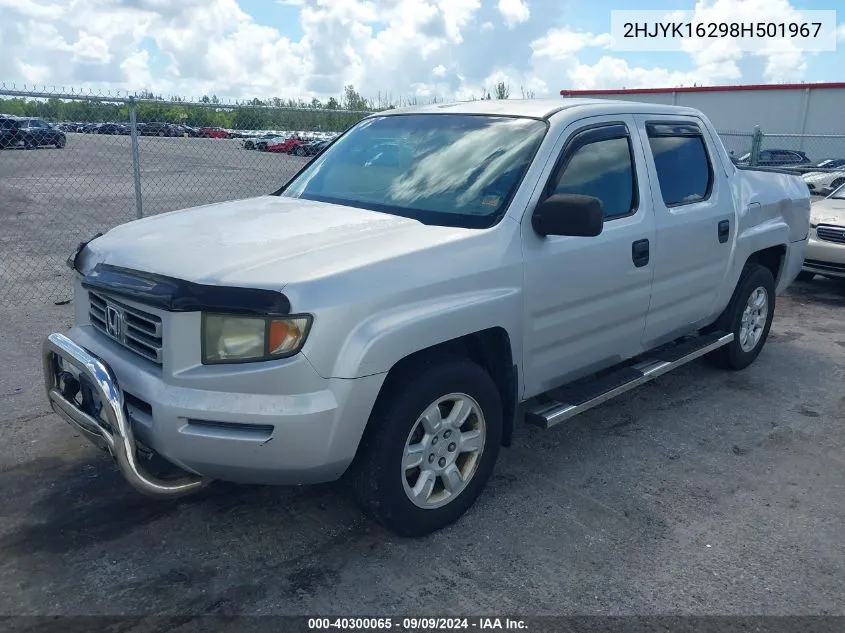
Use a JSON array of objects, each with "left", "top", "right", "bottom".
[{"left": 373, "top": 98, "right": 701, "bottom": 120}]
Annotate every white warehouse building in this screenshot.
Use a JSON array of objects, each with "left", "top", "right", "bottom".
[{"left": 559, "top": 82, "right": 845, "bottom": 160}]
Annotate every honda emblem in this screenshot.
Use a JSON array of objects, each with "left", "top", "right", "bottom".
[{"left": 105, "top": 305, "right": 123, "bottom": 340}]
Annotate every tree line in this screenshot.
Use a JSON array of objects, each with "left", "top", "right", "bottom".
[{"left": 0, "top": 81, "right": 520, "bottom": 132}]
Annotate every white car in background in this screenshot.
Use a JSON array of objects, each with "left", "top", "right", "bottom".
[
  {"left": 799, "top": 183, "right": 845, "bottom": 281},
  {"left": 802, "top": 169, "right": 845, "bottom": 196}
]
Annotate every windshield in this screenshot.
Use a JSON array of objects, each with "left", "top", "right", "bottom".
[{"left": 280, "top": 114, "right": 548, "bottom": 228}]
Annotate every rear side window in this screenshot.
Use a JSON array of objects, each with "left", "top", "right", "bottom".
[{"left": 646, "top": 122, "right": 713, "bottom": 207}]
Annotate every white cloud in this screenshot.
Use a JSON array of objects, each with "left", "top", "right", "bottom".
[
  {"left": 531, "top": 28, "right": 611, "bottom": 59},
  {"left": 0, "top": 0, "right": 841, "bottom": 104},
  {"left": 497, "top": 0, "right": 529, "bottom": 29}
]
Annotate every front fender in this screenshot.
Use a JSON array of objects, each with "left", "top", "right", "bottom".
[{"left": 306, "top": 287, "right": 523, "bottom": 380}]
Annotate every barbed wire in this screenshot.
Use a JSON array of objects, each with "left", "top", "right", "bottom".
[{"left": 0, "top": 82, "right": 376, "bottom": 114}]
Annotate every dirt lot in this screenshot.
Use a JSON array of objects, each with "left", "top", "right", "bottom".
[{"left": 0, "top": 135, "right": 844, "bottom": 618}]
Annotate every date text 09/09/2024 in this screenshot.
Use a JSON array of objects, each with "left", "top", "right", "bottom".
[
  {"left": 307, "top": 617, "right": 528, "bottom": 630},
  {"left": 622, "top": 21, "right": 823, "bottom": 39}
]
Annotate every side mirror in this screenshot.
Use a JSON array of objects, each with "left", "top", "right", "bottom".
[{"left": 531, "top": 193, "right": 604, "bottom": 237}]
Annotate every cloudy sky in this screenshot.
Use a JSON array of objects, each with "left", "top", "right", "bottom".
[{"left": 1, "top": 0, "right": 843, "bottom": 104}]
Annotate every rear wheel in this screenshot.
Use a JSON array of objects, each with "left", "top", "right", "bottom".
[
  {"left": 24, "top": 137, "right": 37, "bottom": 150},
  {"left": 706, "top": 263, "right": 776, "bottom": 370},
  {"left": 349, "top": 356, "right": 503, "bottom": 537},
  {"left": 56, "top": 135, "right": 66, "bottom": 149}
]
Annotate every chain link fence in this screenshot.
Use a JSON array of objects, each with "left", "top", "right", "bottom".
[
  {"left": 0, "top": 85, "right": 372, "bottom": 305},
  {"left": 715, "top": 130, "right": 755, "bottom": 161},
  {"left": 3, "top": 84, "right": 845, "bottom": 306}
]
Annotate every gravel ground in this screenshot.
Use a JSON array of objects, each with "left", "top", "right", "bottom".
[{"left": 0, "top": 135, "right": 844, "bottom": 619}]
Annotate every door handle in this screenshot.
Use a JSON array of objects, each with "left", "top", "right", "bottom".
[
  {"left": 718, "top": 219, "right": 730, "bottom": 243},
  {"left": 631, "top": 239, "right": 650, "bottom": 268}
]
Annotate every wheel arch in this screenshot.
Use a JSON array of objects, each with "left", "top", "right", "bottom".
[
  {"left": 746, "top": 244, "right": 786, "bottom": 286},
  {"left": 364, "top": 328, "right": 518, "bottom": 448}
]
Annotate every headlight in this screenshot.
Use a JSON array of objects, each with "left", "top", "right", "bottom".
[{"left": 201, "top": 313, "right": 312, "bottom": 364}]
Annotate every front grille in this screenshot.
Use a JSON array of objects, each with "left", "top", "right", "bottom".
[
  {"left": 816, "top": 224, "right": 845, "bottom": 245},
  {"left": 89, "top": 292, "right": 163, "bottom": 364}
]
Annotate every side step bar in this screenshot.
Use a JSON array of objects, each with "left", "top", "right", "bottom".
[{"left": 526, "top": 331, "right": 733, "bottom": 430}]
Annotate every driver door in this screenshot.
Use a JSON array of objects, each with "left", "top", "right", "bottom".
[{"left": 521, "top": 115, "right": 656, "bottom": 397}]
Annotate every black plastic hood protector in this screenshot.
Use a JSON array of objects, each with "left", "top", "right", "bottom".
[{"left": 80, "top": 263, "right": 291, "bottom": 316}]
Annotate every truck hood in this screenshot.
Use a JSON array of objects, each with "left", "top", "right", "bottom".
[{"left": 82, "top": 196, "right": 473, "bottom": 288}]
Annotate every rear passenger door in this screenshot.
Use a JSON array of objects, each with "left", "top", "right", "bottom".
[
  {"left": 521, "top": 115, "right": 656, "bottom": 396},
  {"left": 632, "top": 116, "right": 734, "bottom": 348}
]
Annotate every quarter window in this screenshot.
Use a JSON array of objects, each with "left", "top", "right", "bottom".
[
  {"left": 551, "top": 134, "right": 636, "bottom": 220},
  {"left": 646, "top": 123, "right": 713, "bottom": 207}
]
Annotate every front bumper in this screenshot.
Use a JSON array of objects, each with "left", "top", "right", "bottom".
[
  {"left": 43, "top": 333, "right": 207, "bottom": 498},
  {"left": 802, "top": 228, "right": 845, "bottom": 279},
  {"left": 43, "top": 329, "right": 386, "bottom": 496}
]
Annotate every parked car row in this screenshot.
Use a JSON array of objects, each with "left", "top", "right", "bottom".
[
  {"left": 11, "top": 119, "right": 339, "bottom": 146},
  {"left": 727, "top": 149, "right": 845, "bottom": 196},
  {"left": 0, "top": 115, "right": 66, "bottom": 149},
  {"left": 243, "top": 133, "right": 332, "bottom": 156},
  {"left": 53, "top": 121, "right": 234, "bottom": 138}
]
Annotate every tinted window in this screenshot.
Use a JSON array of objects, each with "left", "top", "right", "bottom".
[
  {"left": 552, "top": 136, "right": 636, "bottom": 219},
  {"left": 646, "top": 125, "right": 712, "bottom": 206},
  {"left": 282, "top": 114, "right": 548, "bottom": 228}
]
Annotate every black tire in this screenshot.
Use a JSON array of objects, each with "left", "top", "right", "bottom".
[
  {"left": 56, "top": 136, "right": 66, "bottom": 149},
  {"left": 349, "top": 355, "right": 503, "bottom": 537},
  {"left": 706, "top": 263, "right": 776, "bottom": 371},
  {"left": 795, "top": 270, "right": 815, "bottom": 282},
  {"left": 24, "top": 137, "right": 37, "bottom": 150}
]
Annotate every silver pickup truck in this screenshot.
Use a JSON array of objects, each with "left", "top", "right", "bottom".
[{"left": 43, "top": 99, "right": 810, "bottom": 537}]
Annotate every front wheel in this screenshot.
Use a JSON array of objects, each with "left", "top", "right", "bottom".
[
  {"left": 706, "top": 263, "right": 775, "bottom": 370},
  {"left": 349, "top": 356, "right": 503, "bottom": 537}
]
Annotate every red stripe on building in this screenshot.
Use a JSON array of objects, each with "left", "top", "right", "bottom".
[{"left": 559, "top": 82, "right": 845, "bottom": 97}]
